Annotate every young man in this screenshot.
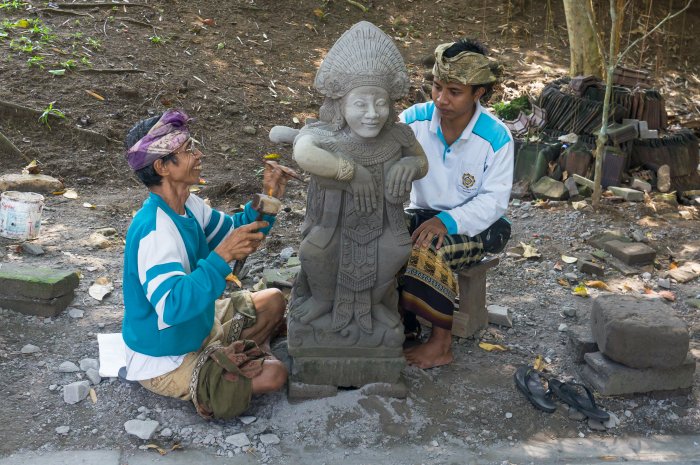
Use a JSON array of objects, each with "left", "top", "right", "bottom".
[
  {"left": 399, "top": 39, "right": 514, "bottom": 369},
  {"left": 122, "top": 109, "right": 288, "bottom": 419}
]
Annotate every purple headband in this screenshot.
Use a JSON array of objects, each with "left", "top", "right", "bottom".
[{"left": 126, "top": 109, "right": 191, "bottom": 171}]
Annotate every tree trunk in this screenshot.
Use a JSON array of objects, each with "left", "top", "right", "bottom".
[
  {"left": 562, "top": 0, "right": 604, "bottom": 77},
  {"left": 591, "top": 1, "right": 623, "bottom": 209}
]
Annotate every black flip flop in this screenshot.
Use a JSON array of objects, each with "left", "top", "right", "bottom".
[
  {"left": 513, "top": 366, "right": 556, "bottom": 413},
  {"left": 549, "top": 379, "right": 609, "bottom": 422}
]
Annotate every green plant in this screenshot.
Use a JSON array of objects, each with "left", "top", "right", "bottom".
[
  {"left": 72, "top": 31, "right": 84, "bottom": 39},
  {"left": 493, "top": 95, "right": 531, "bottom": 121},
  {"left": 85, "top": 37, "right": 102, "bottom": 50},
  {"left": 26, "top": 55, "right": 43, "bottom": 67},
  {"left": 216, "top": 42, "right": 225, "bottom": 50},
  {"left": 10, "top": 36, "right": 37, "bottom": 53},
  {"left": 0, "top": 0, "right": 27, "bottom": 10},
  {"left": 149, "top": 35, "right": 163, "bottom": 45},
  {"left": 60, "top": 59, "right": 76, "bottom": 70},
  {"left": 38, "top": 101, "right": 65, "bottom": 128},
  {"left": 80, "top": 56, "right": 91, "bottom": 66}
]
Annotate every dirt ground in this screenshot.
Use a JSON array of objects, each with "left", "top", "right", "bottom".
[{"left": 1, "top": 0, "right": 700, "bottom": 463}]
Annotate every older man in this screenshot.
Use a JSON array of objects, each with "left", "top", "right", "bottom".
[
  {"left": 400, "top": 39, "right": 514, "bottom": 369},
  {"left": 122, "top": 109, "right": 288, "bottom": 419}
]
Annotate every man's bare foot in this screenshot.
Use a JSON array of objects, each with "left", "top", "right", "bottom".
[
  {"left": 404, "top": 341, "right": 453, "bottom": 368},
  {"left": 403, "top": 326, "right": 453, "bottom": 369}
]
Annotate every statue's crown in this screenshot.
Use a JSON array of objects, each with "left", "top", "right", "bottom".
[{"left": 314, "top": 21, "right": 409, "bottom": 101}]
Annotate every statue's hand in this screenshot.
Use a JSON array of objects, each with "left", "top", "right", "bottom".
[
  {"left": 349, "top": 164, "right": 377, "bottom": 212},
  {"left": 386, "top": 160, "right": 420, "bottom": 199}
]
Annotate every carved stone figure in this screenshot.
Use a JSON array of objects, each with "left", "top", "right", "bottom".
[{"left": 287, "top": 21, "right": 428, "bottom": 391}]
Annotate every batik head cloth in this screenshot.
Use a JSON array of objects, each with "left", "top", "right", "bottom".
[
  {"left": 126, "top": 108, "right": 191, "bottom": 171},
  {"left": 432, "top": 42, "right": 496, "bottom": 86}
]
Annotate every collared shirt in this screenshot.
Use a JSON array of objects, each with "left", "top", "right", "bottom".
[{"left": 400, "top": 101, "right": 514, "bottom": 237}]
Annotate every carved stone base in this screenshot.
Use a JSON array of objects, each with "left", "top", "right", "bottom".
[
  {"left": 290, "top": 354, "right": 405, "bottom": 388},
  {"left": 288, "top": 378, "right": 408, "bottom": 400}
]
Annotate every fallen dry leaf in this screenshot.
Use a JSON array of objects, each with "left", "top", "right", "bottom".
[
  {"left": 520, "top": 242, "right": 541, "bottom": 259},
  {"left": 659, "top": 290, "right": 676, "bottom": 302},
  {"left": 85, "top": 90, "right": 105, "bottom": 101},
  {"left": 22, "top": 160, "right": 41, "bottom": 175},
  {"left": 585, "top": 280, "right": 610, "bottom": 290},
  {"left": 561, "top": 255, "right": 578, "bottom": 264},
  {"left": 63, "top": 189, "right": 78, "bottom": 199},
  {"left": 82, "top": 202, "right": 96, "bottom": 209},
  {"left": 89, "top": 277, "right": 114, "bottom": 301},
  {"left": 478, "top": 342, "right": 507, "bottom": 352},
  {"left": 557, "top": 278, "right": 570, "bottom": 287},
  {"left": 89, "top": 388, "right": 97, "bottom": 403},
  {"left": 533, "top": 354, "right": 544, "bottom": 371},
  {"left": 572, "top": 284, "right": 589, "bottom": 297}
]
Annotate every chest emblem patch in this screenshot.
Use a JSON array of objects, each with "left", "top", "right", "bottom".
[{"left": 462, "top": 172, "right": 476, "bottom": 189}]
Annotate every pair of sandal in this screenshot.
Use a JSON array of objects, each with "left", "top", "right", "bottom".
[{"left": 514, "top": 365, "right": 609, "bottom": 422}]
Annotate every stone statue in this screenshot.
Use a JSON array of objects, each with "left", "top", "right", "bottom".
[{"left": 286, "top": 21, "right": 428, "bottom": 392}]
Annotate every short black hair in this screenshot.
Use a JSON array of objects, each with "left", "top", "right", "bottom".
[
  {"left": 125, "top": 113, "right": 178, "bottom": 187},
  {"left": 441, "top": 38, "right": 499, "bottom": 103}
]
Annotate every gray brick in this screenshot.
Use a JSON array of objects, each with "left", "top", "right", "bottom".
[
  {"left": 603, "top": 240, "right": 656, "bottom": 266},
  {"left": 591, "top": 294, "right": 689, "bottom": 369},
  {"left": 568, "top": 326, "right": 598, "bottom": 363},
  {"left": 609, "top": 186, "right": 644, "bottom": 202},
  {"left": 579, "top": 260, "right": 605, "bottom": 277},
  {"left": 582, "top": 352, "right": 695, "bottom": 396}
]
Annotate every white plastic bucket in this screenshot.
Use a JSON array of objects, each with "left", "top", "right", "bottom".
[{"left": 0, "top": 191, "right": 45, "bottom": 240}]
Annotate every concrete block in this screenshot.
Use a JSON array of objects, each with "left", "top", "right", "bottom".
[
  {"left": 582, "top": 351, "right": 695, "bottom": 396},
  {"left": 579, "top": 260, "right": 605, "bottom": 277},
  {"left": 0, "top": 292, "right": 76, "bottom": 317},
  {"left": 591, "top": 294, "right": 689, "bottom": 369},
  {"left": 572, "top": 174, "right": 594, "bottom": 189},
  {"left": 568, "top": 326, "right": 598, "bottom": 363},
  {"left": 288, "top": 381, "right": 338, "bottom": 400},
  {"left": 531, "top": 176, "right": 567, "bottom": 200},
  {"left": 63, "top": 380, "right": 90, "bottom": 404},
  {"left": 0, "top": 265, "right": 79, "bottom": 300},
  {"left": 609, "top": 186, "right": 644, "bottom": 202},
  {"left": 564, "top": 177, "right": 579, "bottom": 197},
  {"left": 631, "top": 178, "right": 652, "bottom": 193},
  {"left": 455, "top": 257, "right": 499, "bottom": 338},
  {"left": 0, "top": 173, "right": 64, "bottom": 193},
  {"left": 487, "top": 304, "right": 513, "bottom": 328},
  {"left": 603, "top": 240, "right": 656, "bottom": 266}
]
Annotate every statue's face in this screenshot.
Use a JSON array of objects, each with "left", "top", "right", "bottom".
[{"left": 341, "top": 86, "right": 390, "bottom": 139}]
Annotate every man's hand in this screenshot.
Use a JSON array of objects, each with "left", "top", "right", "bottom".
[
  {"left": 215, "top": 221, "right": 268, "bottom": 262},
  {"left": 263, "top": 160, "right": 299, "bottom": 199},
  {"left": 412, "top": 217, "right": 448, "bottom": 250},
  {"left": 350, "top": 164, "right": 377, "bottom": 213}
]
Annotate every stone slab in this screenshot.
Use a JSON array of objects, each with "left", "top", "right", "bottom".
[
  {"left": 568, "top": 326, "right": 598, "bottom": 363},
  {"left": 288, "top": 381, "right": 338, "bottom": 400},
  {"left": 582, "top": 351, "right": 695, "bottom": 396},
  {"left": 579, "top": 260, "right": 605, "bottom": 277},
  {"left": 631, "top": 178, "right": 652, "bottom": 193},
  {"left": 0, "top": 264, "right": 79, "bottom": 300},
  {"left": 603, "top": 240, "right": 656, "bottom": 266},
  {"left": 0, "top": 291, "right": 75, "bottom": 317},
  {"left": 531, "top": 176, "right": 567, "bottom": 200},
  {"left": 290, "top": 356, "right": 405, "bottom": 387},
  {"left": 572, "top": 174, "right": 595, "bottom": 189},
  {"left": 587, "top": 231, "right": 630, "bottom": 250},
  {"left": 0, "top": 173, "right": 64, "bottom": 193},
  {"left": 487, "top": 304, "right": 513, "bottom": 328},
  {"left": 609, "top": 186, "right": 644, "bottom": 202},
  {"left": 591, "top": 294, "right": 689, "bottom": 369}
]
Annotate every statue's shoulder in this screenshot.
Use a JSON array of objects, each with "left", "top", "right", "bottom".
[
  {"left": 297, "top": 122, "right": 337, "bottom": 139},
  {"left": 391, "top": 122, "right": 417, "bottom": 147}
]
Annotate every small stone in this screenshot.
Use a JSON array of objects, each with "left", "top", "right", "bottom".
[
  {"left": 259, "top": 433, "right": 280, "bottom": 446},
  {"left": 558, "top": 323, "right": 568, "bottom": 332},
  {"left": 604, "top": 412, "right": 621, "bottom": 429},
  {"left": 505, "top": 412, "right": 513, "bottom": 419},
  {"left": 565, "top": 272, "right": 578, "bottom": 282},
  {"left": 657, "top": 278, "right": 671, "bottom": 289},
  {"left": 624, "top": 410, "right": 632, "bottom": 418},
  {"left": 98, "top": 323, "right": 105, "bottom": 329},
  {"left": 279, "top": 247, "right": 295, "bottom": 260},
  {"left": 242, "top": 125, "right": 257, "bottom": 135},
  {"left": 225, "top": 433, "right": 251, "bottom": 447},
  {"left": 55, "top": 426, "right": 70, "bottom": 435},
  {"left": 95, "top": 227, "right": 117, "bottom": 237},
  {"left": 430, "top": 440, "right": 439, "bottom": 447},
  {"left": 160, "top": 428, "right": 173, "bottom": 437},
  {"left": 21, "top": 242, "right": 45, "bottom": 256},
  {"left": 632, "top": 230, "right": 647, "bottom": 243},
  {"left": 568, "top": 407, "right": 586, "bottom": 421},
  {"left": 63, "top": 380, "right": 90, "bottom": 404},
  {"left": 68, "top": 308, "right": 84, "bottom": 319},
  {"left": 562, "top": 307, "right": 577, "bottom": 317},
  {"left": 85, "top": 368, "right": 101, "bottom": 385},
  {"left": 49, "top": 384, "right": 57, "bottom": 391},
  {"left": 641, "top": 272, "right": 652, "bottom": 280},
  {"left": 578, "top": 432, "right": 585, "bottom": 438},
  {"left": 588, "top": 418, "right": 606, "bottom": 431},
  {"left": 21, "top": 344, "right": 40, "bottom": 354},
  {"left": 137, "top": 406, "right": 149, "bottom": 413},
  {"left": 124, "top": 419, "right": 159, "bottom": 440},
  {"left": 58, "top": 361, "right": 80, "bottom": 373},
  {"left": 86, "top": 233, "right": 111, "bottom": 249},
  {"left": 79, "top": 358, "right": 99, "bottom": 371},
  {"left": 239, "top": 416, "right": 256, "bottom": 425},
  {"left": 136, "top": 413, "right": 147, "bottom": 421}
]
